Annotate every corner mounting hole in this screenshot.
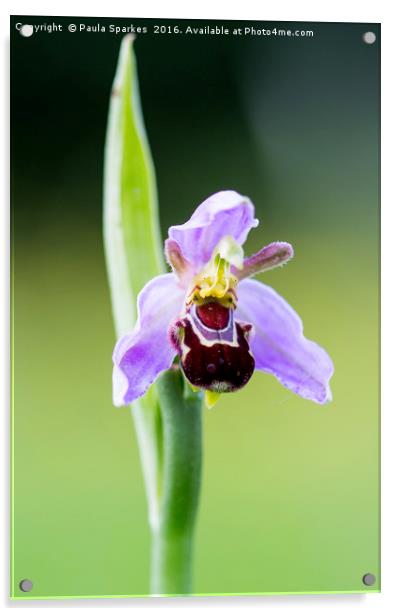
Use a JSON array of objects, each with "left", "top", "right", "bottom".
[
  {"left": 363, "top": 31, "right": 376, "bottom": 44},
  {"left": 20, "top": 24, "right": 34, "bottom": 38},
  {"left": 362, "top": 572, "right": 376, "bottom": 586},
  {"left": 19, "top": 579, "right": 33, "bottom": 592}
]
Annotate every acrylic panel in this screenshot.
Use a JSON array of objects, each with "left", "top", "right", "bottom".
[{"left": 10, "top": 16, "right": 380, "bottom": 599}]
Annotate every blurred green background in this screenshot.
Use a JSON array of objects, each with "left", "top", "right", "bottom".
[{"left": 11, "top": 17, "right": 380, "bottom": 598}]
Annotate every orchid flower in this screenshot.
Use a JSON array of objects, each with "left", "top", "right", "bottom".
[{"left": 112, "top": 190, "right": 333, "bottom": 409}]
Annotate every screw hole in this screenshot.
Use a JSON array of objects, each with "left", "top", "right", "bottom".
[
  {"left": 19, "top": 579, "right": 33, "bottom": 592},
  {"left": 19, "top": 24, "right": 34, "bottom": 38},
  {"left": 363, "top": 31, "right": 376, "bottom": 45},
  {"left": 362, "top": 573, "right": 376, "bottom": 586}
]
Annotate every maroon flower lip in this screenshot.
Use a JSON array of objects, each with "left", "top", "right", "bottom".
[{"left": 170, "top": 301, "right": 255, "bottom": 393}]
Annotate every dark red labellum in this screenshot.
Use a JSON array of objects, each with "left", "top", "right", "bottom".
[{"left": 170, "top": 301, "right": 255, "bottom": 393}]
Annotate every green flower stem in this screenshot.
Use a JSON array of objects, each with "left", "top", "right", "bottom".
[
  {"left": 152, "top": 371, "right": 202, "bottom": 595},
  {"left": 103, "top": 35, "right": 202, "bottom": 595}
]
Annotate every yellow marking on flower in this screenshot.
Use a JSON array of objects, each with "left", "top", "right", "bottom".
[
  {"left": 187, "top": 236, "right": 243, "bottom": 308},
  {"left": 205, "top": 390, "right": 221, "bottom": 409}
]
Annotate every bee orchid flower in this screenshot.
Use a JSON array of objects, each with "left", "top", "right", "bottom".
[{"left": 112, "top": 190, "right": 334, "bottom": 409}]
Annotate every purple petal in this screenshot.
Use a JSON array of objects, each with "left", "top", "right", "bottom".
[
  {"left": 164, "top": 238, "right": 195, "bottom": 286},
  {"left": 235, "top": 279, "right": 334, "bottom": 404},
  {"left": 235, "top": 242, "right": 294, "bottom": 280},
  {"left": 113, "top": 274, "right": 185, "bottom": 406},
  {"left": 168, "top": 190, "right": 259, "bottom": 269}
]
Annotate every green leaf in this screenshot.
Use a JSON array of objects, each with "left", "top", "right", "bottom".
[
  {"left": 103, "top": 34, "right": 164, "bottom": 336},
  {"left": 103, "top": 35, "right": 165, "bottom": 531}
]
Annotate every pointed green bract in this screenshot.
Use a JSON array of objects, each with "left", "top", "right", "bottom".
[
  {"left": 103, "top": 34, "right": 165, "bottom": 530},
  {"left": 104, "top": 35, "right": 164, "bottom": 335}
]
